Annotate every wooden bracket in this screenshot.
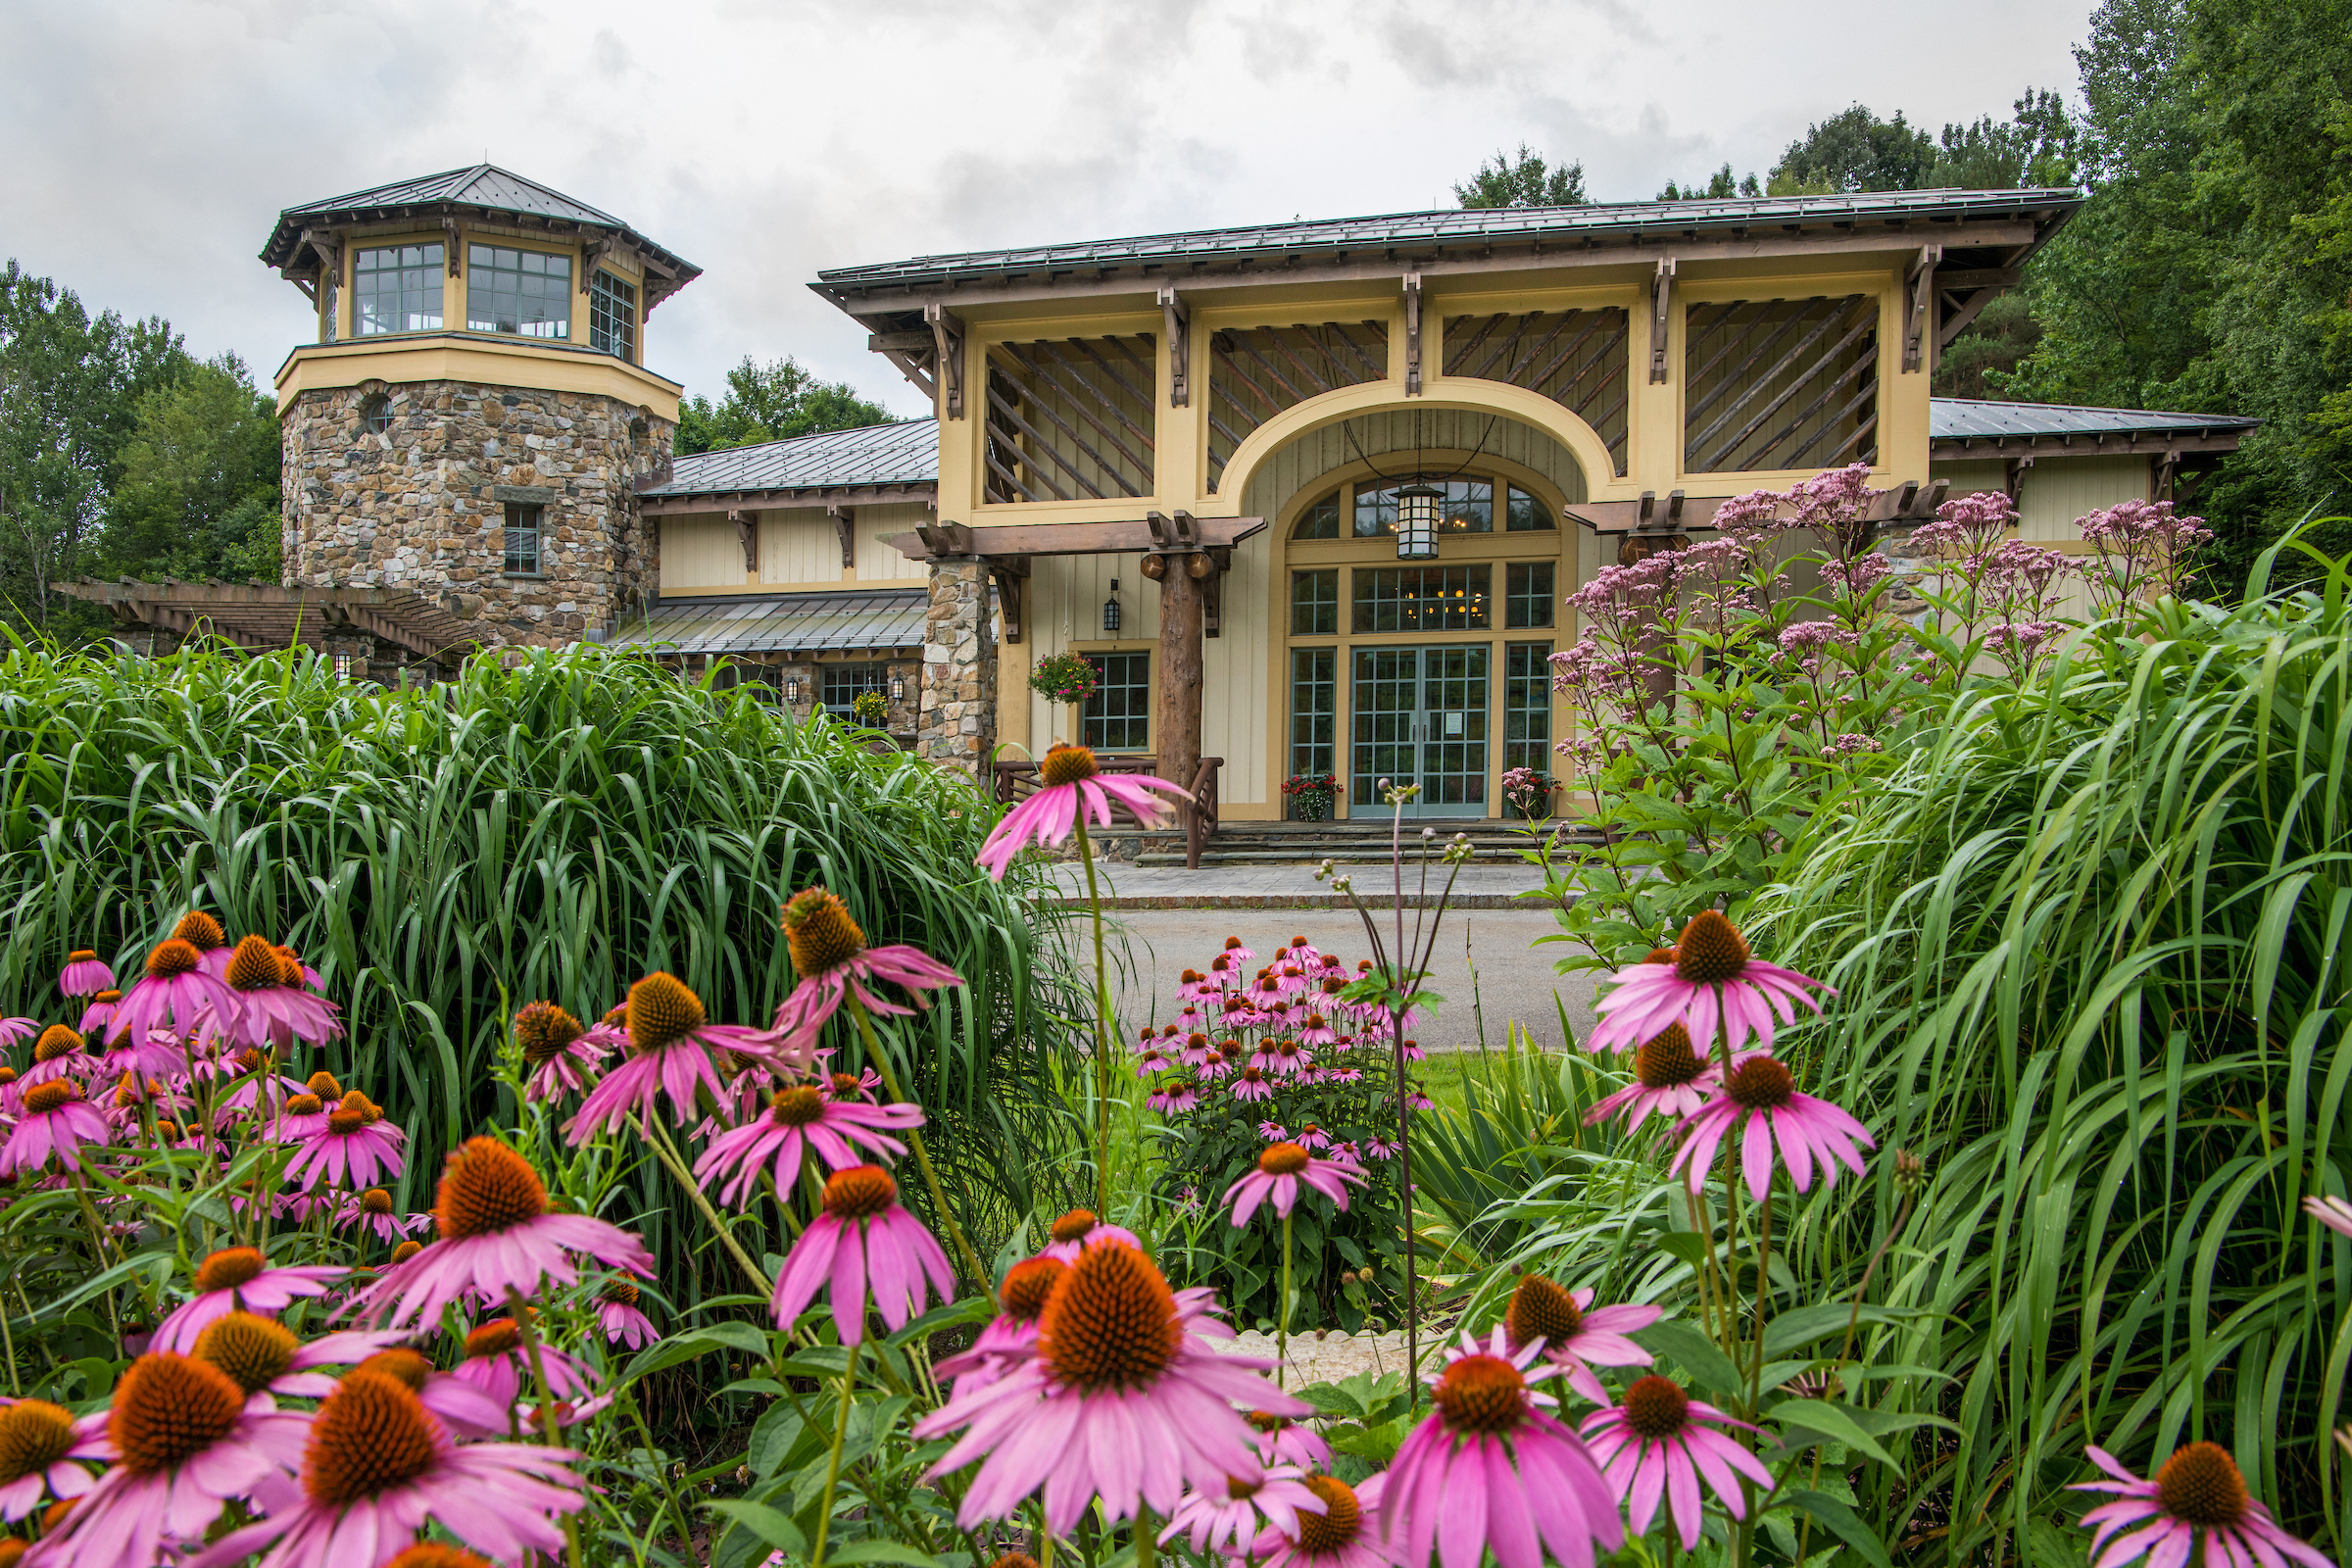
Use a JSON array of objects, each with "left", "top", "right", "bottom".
[
  {"left": 1158, "top": 286, "right": 1191, "bottom": 407},
  {"left": 2004, "top": 457, "right": 2034, "bottom": 503},
  {"left": 914, "top": 521, "right": 977, "bottom": 556},
  {"left": 1145, "top": 510, "right": 1202, "bottom": 552},
  {"left": 580, "top": 232, "right": 614, "bottom": 292},
  {"left": 1198, "top": 545, "right": 1229, "bottom": 638},
  {"left": 1649, "top": 257, "right": 1676, "bottom": 383},
  {"left": 828, "top": 504, "right": 856, "bottom": 568},
  {"left": 1402, "top": 273, "right": 1424, "bottom": 395},
  {"left": 988, "top": 558, "right": 1029, "bottom": 643},
  {"left": 925, "top": 303, "right": 966, "bottom": 418},
  {"left": 443, "top": 218, "right": 464, "bottom": 274},
  {"left": 1902, "top": 245, "right": 1941, "bottom": 372},
  {"left": 729, "top": 510, "right": 758, "bottom": 572}
]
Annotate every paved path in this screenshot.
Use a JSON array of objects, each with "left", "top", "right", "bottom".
[
  {"left": 1210, "top": 1329, "right": 1414, "bottom": 1387},
  {"left": 1046, "top": 860, "right": 1553, "bottom": 909}
]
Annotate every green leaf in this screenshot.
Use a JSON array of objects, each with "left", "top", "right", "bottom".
[
  {"left": 1760, "top": 1303, "right": 1934, "bottom": 1358},
  {"left": 1783, "top": 1489, "right": 1893, "bottom": 1568},
  {"left": 1770, "top": 1400, "right": 1899, "bottom": 1469},
  {"left": 1636, "top": 1319, "right": 1744, "bottom": 1399},
  {"left": 746, "top": 1402, "right": 807, "bottom": 1481},
  {"left": 706, "top": 1498, "right": 805, "bottom": 1557},
  {"left": 829, "top": 1544, "right": 954, "bottom": 1568}
]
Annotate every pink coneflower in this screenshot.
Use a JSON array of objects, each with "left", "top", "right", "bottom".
[
  {"left": 75, "top": 990, "right": 121, "bottom": 1041},
  {"left": 1501, "top": 1275, "right": 1659, "bottom": 1403},
  {"left": 1588, "top": 909, "right": 1833, "bottom": 1055},
  {"left": 1177, "top": 969, "right": 1215, "bottom": 1003},
  {"left": 598, "top": 1281, "right": 659, "bottom": 1348},
  {"left": 820, "top": 1056, "right": 884, "bottom": 1102},
  {"left": 1249, "top": 1472, "right": 1390, "bottom": 1568},
  {"left": 260, "top": 1086, "right": 334, "bottom": 1143},
  {"left": 1580, "top": 1375, "right": 1774, "bottom": 1550},
  {"left": 977, "top": 744, "right": 1191, "bottom": 879},
  {"left": 1219, "top": 937, "right": 1258, "bottom": 965},
  {"left": 765, "top": 886, "right": 965, "bottom": 1057},
  {"left": 934, "top": 1255, "right": 1067, "bottom": 1395},
  {"left": 695, "top": 1083, "right": 921, "bottom": 1203},
  {"left": 347, "top": 1348, "right": 511, "bottom": 1441},
  {"left": 566, "top": 972, "right": 777, "bottom": 1140},
  {"left": 452, "top": 1315, "right": 600, "bottom": 1408},
  {"left": 2069, "top": 1442, "right": 2331, "bottom": 1568},
  {"left": 1148, "top": 1082, "right": 1200, "bottom": 1115},
  {"left": 335, "top": 1188, "right": 430, "bottom": 1246},
  {"left": 915, "top": 1241, "right": 1308, "bottom": 1532},
  {"left": 188, "top": 1313, "right": 404, "bottom": 1402},
  {"left": 1298, "top": 1013, "right": 1339, "bottom": 1047},
  {"left": 57, "top": 950, "right": 114, "bottom": 1000},
  {"left": 1176, "top": 1030, "right": 1212, "bottom": 1065},
  {"left": 1362, "top": 1136, "right": 1399, "bottom": 1160},
  {"left": 1233, "top": 1064, "right": 1277, "bottom": 1102},
  {"left": 353, "top": 1137, "right": 653, "bottom": 1328},
  {"left": 18, "top": 1024, "right": 94, "bottom": 1088},
  {"left": 514, "top": 1002, "right": 608, "bottom": 1104},
  {"left": 1227, "top": 1143, "right": 1369, "bottom": 1228},
  {"left": 1667, "top": 1052, "right": 1874, "bottom": 1201},
  {"left": 1257, "top": 1120, "right": 1290, "bottom": 1141},
  {"left": 1039, "top": 1207, "right": 1144, "bottom": 1262},
  {"left": 110, "top": 937, "right": 239, "bottom": 1044},
  {"left": 166, "top": 909, "right": 235, "bottom": 975},
  {"left": 152, "top": 1247, "right": 348, "bottom": 1354},
  {"left": 2307, "top": 1194, "right": 2352, "bottom": 1238},
  {"left": 1295, "top": 1124, "right": 1332, "bottom": 1152},
  {"left": 1136, "top": 1045, "right": 1174, "bottom": 1075},
  {"left": 283, "top": 1090, "right": 407, "bottom": 1191},
  {"left": 1321, "top": 1066, "right": 1365, "bottom": 1085},
  {"left": 771, "top": 1164, "right": 955, "bottom": 1344},
  {"left": 187, "top": 1367, "right": 585, "bottom": 1568},
  {"left": 1380, "top": 1329, "right": 1623, "bottom": 1568},
  {"left": 1250, "top": 1410, "right": 1332, "bottom": 1468},
  {"left": 0, "top": 1081, "right": 111, "bottom": 1178},
  {"left": 1197, "top": 1048, "right": 1235, "bottom": 1082},
  {"left": 0, "top": 1396, "right": 107, "bottom": 1521},
  {"left": 24, "top": 1351, "right": 306, "bottom": 1568},
  {"left": 1165, "top": 1462, "right": 1329, "bottom": 1556},
  {"left": 1585, "top": 1023, "right": 1722, "bottom": 1131},
  {"left": 214, "top": 935, "right": 341, "bottom": 1052},
  {"left": 1267, "top": 1038, "right": 1314, "bottom": 1077}
]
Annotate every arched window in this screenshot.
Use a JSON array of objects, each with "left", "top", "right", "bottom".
[
  {"left": 361, "top": 395, "right": 393, "bottom": 435},
  {"left": 1292, "top": 489, "right": 1343, "bottom": 539}
]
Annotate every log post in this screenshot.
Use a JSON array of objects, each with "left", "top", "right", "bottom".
[{"left": 1146, "top": 551, "right": 1205, "bottom": 820}]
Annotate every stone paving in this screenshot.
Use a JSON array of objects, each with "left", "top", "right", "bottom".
[
  {"left": 1209, "top": 1329, "right": 1414, "bottom": 1386},
  {"left": 1045, "top": 860, "right": 1554, "bottom": 909}
]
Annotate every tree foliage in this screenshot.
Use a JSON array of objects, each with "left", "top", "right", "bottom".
[
  {"left": 676, "top": 355, "right": 898, "bottom": 456},
  {"left": 1453, "top": 144, "right": 1587, "bottom": 209}
]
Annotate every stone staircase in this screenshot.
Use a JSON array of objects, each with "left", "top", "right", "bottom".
[{"left": 1132, "top": 817, "right": 1583, "bottom": 868}]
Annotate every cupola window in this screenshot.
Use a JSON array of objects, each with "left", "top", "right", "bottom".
[
  {"left": 361, "top": 394, "right": 393, "bottom": 435},
  {"left": 503, "top": 503, "right": 544, "bottom": 576},
  {"left": 467, "top": 244, "right": 571, "bottom": 339},
  {"left": 354, "top": 244, "right": 444, "bottom": 336},
  {"left": 589, "top": 271, "right": 637, "bottom": 362}
]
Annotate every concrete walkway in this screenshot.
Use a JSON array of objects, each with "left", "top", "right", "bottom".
[{"left": 1046, "top": 859, "right": 1556, "bottom": 910}]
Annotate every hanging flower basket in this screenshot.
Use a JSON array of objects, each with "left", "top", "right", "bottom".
[
  {"left": 1028, "top": 652, "right": 1098, "bottom": 707},
  {"left": 1283, "top": 771, "right": 1342, "bottom": 822}
]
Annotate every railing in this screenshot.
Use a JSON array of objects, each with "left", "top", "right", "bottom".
[{"left": 989, "top": 754, "right": 1223, "bottom": 868}]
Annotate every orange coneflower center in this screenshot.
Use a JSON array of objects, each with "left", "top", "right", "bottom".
[
  {"left": 1239, "top": 1066, "right": 1267, "bottom": 1088},
  {"left": 769, "top": 1086, "right": 827, "bottom": 1127},
  {"left": 1432, "top": 1352, "right": 1528, "bottom": 1435},
  {"left": 1258, "top": 1142, "right": 1311, "bottom": 1176},
  {"left": 1040, "top": 744, "right": 1101, "bottom": 786},
  {"left": 284, "top": 1093, "right": 324, "bottom": 1116},
  {"left": 223, "top": 935, "right": 284, "bottom": 991},
  {"left": 998, "top": 1255, "right": 1068, "bottom": 1321},
  {"left": 1642, "top": 947, "right": 1678, "bottom": 965},
  {"left": 21, "top": 1082, "right": 74, "bottom": 1116},
  {"left": 1247, "top": 1410, "right": 1292, "bottom": 1435},
  {"left": 1050, "top": 1208, "right": 1100, "bottom": 1245},
  {"left": 307, "top": 1070, "right": 343, "bottom": 1100},
  {"left": 326, "top": 1090, "right": 381, "bottom": 1136},
  {"left": 144, "top": 939, "right": 204, "bottom": 979},
  {"left": 0, "top": 1067, "right": 16, "bottom": 1086},
  {"left": 0, "top": 1399, "right": 75, "bottom": 1484},
  {"left": 990, "top": 1555, "right": 1042, "bottom": 1568},
  {"left": 193, "top": 1246, "right": 265, "bottom": 1294},
  {"left": 67, "top": 949, "right": 97, "bottom": 964},
  {"left": 172, "top": 911, "right": 226, "bottom": 951},
  {"left": 1724, "top": 1056, "right": 1796, "bottom": 1112},
  {"left": 193, "top": 1310, "right": 299, "bottom": 1395},
  {"left": 275, "top": 948, "right": 307, "bottom": 987},
  {"left": 830, "top": 1072, "right": 864, "bottom": 1097},
  {"left": 357, "top": 1349, "right": 431, "bottom": 1391},
  {"left": 1225, "top": 938, "right": 1246, "bottom": 952},
  {"left": 32, "top": 1026, "right": 81, "bottom": 1063},
  {"left": 626, "top": 973, "right": 707, "bottom": 1054},
  {"left": 1224, "top": 1472, "right": 1261, "bottom": 1500},
  {"left": 1503, "top": 1274, "right": 1585, "bottom": 1350},
  {"left": 514, "top": 1002, "right": 584, "bottom": 1066},
  {"left": 1620, "top": 1375, "right": 1692, "bottom": 1441},
  {"left": 361, "top": 1188, "right": 394, "bottom": 1216},
  {"left": 1636, "top": 1024, "right": 1704, "bottom": 1089},
  {"left": 384, "top": 1546, "right": 495, "bottom": 1568},
  {"left": 1294, "top": 1474, "right": 1364, "bottom": 1552},
  {"left": 783, "top": 887, "right": 867, "bottom": 976},
  {"left": 465, "top": 1320, "right": 520, "bottom": 1359},
  {"left": 111, "top": 1352, "right": 245, "bottom": 1476},
  {"left": 601, "top": 1280, "right": 641, "bottom": 1307},
  {"left": 822, "top": 1165, "right": 899, "bottom": 1222},
  {"left": 93, "top": 989, "right": 122, "bottom": 1005},
  {"left": 303, "top": 1370, "right": 441, "bottom": 1506},
  {"left": 388, "top": 1240, "right": 423, "bottom": 1265},
  {"left": 1040, "top": 1243, "right": 1183, "bottom": 1395},
  {"left": 2155, "top": 1442, "right": 2249, "bottom": 1529},
  {"left": 434, "top": 1137, "right": 549, "bottom": 1240},
  {"left": 1671, "top": 910, "right": 1749, "bottom": 984}
]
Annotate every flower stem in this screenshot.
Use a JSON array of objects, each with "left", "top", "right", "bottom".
[
  {"left": 507, "top": 1287, "right": 583, "bottom": 1568},
  {"left": 810, "top": 1338, "right": 861, "bottom": 1568},
  {"left": 1135, "top": 1503, "right": 1156, "bottom": 1568},
  {"left": 1279, "top": 1207, "right": 1294, "bottom": 1389},
  {"left": 847, "top": 996, "right": 988, "bottom": 1285},
  {"left": 646, "top": 1118, "right": 770, "bottom": 1293},
  {"left": 1074, "top": 815, "right": 1114, "bottom": 1213}
]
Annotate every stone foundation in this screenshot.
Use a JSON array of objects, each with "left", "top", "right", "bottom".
[{"left": 915, "top": 558, "right": 997, "bottom": 777}]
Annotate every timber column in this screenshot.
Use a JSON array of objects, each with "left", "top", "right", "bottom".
[
  {"left": 1142, "top": 510, "right": 1206, "bottom": 805},
  {"left": 917, "top": 555, "right": 998, "bottom": 779}
]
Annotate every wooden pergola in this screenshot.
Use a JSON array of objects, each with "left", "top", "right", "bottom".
[{"left": 55, "top": 579, "right": 489, "bottom": 667}]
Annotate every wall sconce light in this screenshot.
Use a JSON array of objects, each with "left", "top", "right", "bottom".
[
  {"left": 332, "top": 654, "right": 352, "bottom": 680},
  {"left": 784, "top": 676, "right": 801, "bottom": 704},
  {"left": 1395, "top": 481, "right": 1443, "bottom": 560},
  {"left": 889, "top": 673, "right": 906, "bottom": 701},
  {"left": 1102, "top": 577, "right": 1122, "bottom": 634}
]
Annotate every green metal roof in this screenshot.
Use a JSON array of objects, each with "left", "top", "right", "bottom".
[
  {"left": 1931, "top": 398, "right": 2258, "bottom": 443},
  {"left": 611, "top": 589, "right": 926, "bottom": 658},
  {"left": 644, "top": 421, "right": 938, "bottom": 498}
]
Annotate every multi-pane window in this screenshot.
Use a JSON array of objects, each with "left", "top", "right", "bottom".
[
  {"left": 320, "top": 274, "right": 338, "bottom": 344},
  {"left": 362, "top": 396, "right": 394, "bottom": 435},
  {"left": 820, "top": 662, "right": 888, "bottom": 716},
  {"left": 1353, "top": 479, "right": 1492, "bottom": 537},
  {"left": 354, "top": 244, "right": 444, "bottom": 335},
  {"left": 1290, "top": 648, "right": 1338, "bottom": 795},
  {"left": 1504, "top": 643, "right": 1553, "bottom": 770},
  {"left": 589, "top": 270, "right": 636, "bottom": 362},
  {"left": 467, "top": 244, "right": 571, "bottom": 338},
  {"left": 1293, "top": 495, "right": 1343, "bottom": 539},
  {"left": 502, "top": 503, "right": 543, "bottom": 576},
  {"left": 1351, "top": 565, "right": 1491, "bottom": 633},
  {"left": 1291, "top": 569, "right": 1339, "bottom": 635},
  {"left": 1083, "top": 652, "right": 1151, "bottom": 751},
  {"left": 1505, "top": 562, "right": 1556, "bottom": 628},
  {"left": 1506, "top": 486, "right": 1553, "bottom": 531}
]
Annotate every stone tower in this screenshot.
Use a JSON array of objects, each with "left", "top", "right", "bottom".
[{"left": 260, "top": 166, "right": 701, "bottom": 661}]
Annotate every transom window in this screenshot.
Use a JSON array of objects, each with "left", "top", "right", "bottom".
[
  {"left": 1504, "top": 562, "right": 1555, "bottom": 628},
  {"left": 1506, "top": 485, "right": 1554, "bottom": 531},
  {"left": 503, "top": 503, "right": 543, "bottom": 576},
  {"left": 1083, "top": 652, "right": 1151, "bottom": 751},
  {"left": 467, "top": 244, "right": 571, "bottom": 338},
  {"left": 1294, "top": 497, "right": 1343, "bottom": 540},
  {"left": 1352, "top": 565, "right": 1492, "bottom": 633},
  {"left": 354, "top": 243, "right": 444, "bottom": 336},
  {"left": 820, "top": 662, "right": 887, "bottom": 716},
  {"left": 589, "top": 270, "right": 636, "bottom": 362},
  {"left": 1294, "top": 475, "right": 1551, "bottom": 539},
  {"left": 1291, "top": 569, "right": 1339, "bottom": 635}
]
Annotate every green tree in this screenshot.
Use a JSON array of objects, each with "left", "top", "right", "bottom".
[
  {"left": 1454, "top": 145, "right": 1588, "bottom": 209},
  {"left": 1768, "top": 104, "right": 1940, "bottom": 193},
  {"left": 1657, "top": 164, "right": 1761, "bottom": 201},
  {"left": 676, "top": 355, "right": 898, "bottom": 456},
  {"left": 102, "top": 355, "right": 283, "bottom": 583}
]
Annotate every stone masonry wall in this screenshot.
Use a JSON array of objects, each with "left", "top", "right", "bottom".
[
  {"left": 280, "top": 380, "right": 670, "bottom": 647},
  {"left": 916, "top": 558, "right": 997, "bottom": 777}
]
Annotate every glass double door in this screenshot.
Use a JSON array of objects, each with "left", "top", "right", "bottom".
[{"left": 1350, "top": 645, "right": 1490, "bottom": 816}]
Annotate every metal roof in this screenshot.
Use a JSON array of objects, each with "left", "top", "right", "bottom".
[
  {"left": 261, "top": 164, "right": 701, "bottom": 288},
  {"left": 643, "top": 421, "right": 939, "bottom": 498},
  {"left": 816, "top": 188, "right": 2083, "bottom": 294},
  {"left": 1930, "top": 399, "right": 2259, "bottom": 441},
  {"left": 611, "top": 589, "right": 926, "bottom": 657}
]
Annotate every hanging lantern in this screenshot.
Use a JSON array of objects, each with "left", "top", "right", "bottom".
[
  {"left": 783, "top": 675, "right": 801, "bottom": 704},
  {"left": 889, "top": 673, "right": 906, "bottom": 701},
  {"left": 1102, "top": 576, "right": 1123, "bottom": 634},
  {"left": 1395, "top": 481, "right": 1443, "bottom": 560}
]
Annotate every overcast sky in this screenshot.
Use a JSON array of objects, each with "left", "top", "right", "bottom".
[{"left": 4, "top": 0, "right": 2089, "bottom": 418}]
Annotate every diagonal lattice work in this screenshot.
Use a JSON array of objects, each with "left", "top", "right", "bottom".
[
  {"left": 1441, "top": 309, "right": 1632, "bottom": 475},
  {"left": 1683, "top": 294, "right": 1881, "bottom": 473},
  {"left": 982, "top": 334, "right": 1156, "bottom": 503},
  {"left": 1205, "top": 321, "right": 1390, "bottom": 492}
]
